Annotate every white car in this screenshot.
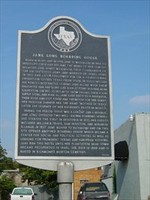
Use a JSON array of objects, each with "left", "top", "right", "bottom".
[{"left": 9, "top": 187, "right": 36, "bottom": 200}]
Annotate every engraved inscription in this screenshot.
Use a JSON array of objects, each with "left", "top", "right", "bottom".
[{"left": 18, "top": 54, "right": 111, "bottom": 157}]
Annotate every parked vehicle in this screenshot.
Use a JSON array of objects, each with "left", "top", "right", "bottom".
[
  {"left": 77, "top": 182, "right": 110, "bottom": 200},
  {"left": 8, "top": 187, "right": 36, "bottom": 200}
]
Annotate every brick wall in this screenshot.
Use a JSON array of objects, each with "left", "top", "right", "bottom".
[{"left": 74, "top": 168, "right": 103, "bottom": 200}]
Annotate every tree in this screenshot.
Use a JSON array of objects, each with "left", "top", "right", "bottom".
[
  {"left": 0, "top": 145, "right": 58, "bottom": 199},
  {"left": 0, "top": 175, "right": 15, "bottom": 199},
  {"left": 20, "top": 165, "right": 58, "bottom": 191},
  {"left": 20, "top": 165, "right": 58, "bottom": 199},
  {"left": 0, "top": 145, "right": 7, "bottom": 159},
  {"left": 113, "top": 166, "right": 117, "bottom": 193},
  {"left": 0, "top": 145, "right": 18, "bottom": 172},
  {"left": 0, "top": 145, "right": 17, "bottom": 199},
  {"left": 0, "top": 145, "right": 7, "bottom": 172}
]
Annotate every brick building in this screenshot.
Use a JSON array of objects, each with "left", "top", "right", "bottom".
[{"left": 74, "top": 167, "right": 103, "bottom": 200}]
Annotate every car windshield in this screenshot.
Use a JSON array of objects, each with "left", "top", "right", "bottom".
[
  {"left": 85, "top": 183, "right": 107, "bottom": 192},
  {"left": 13, "top": 188, "right": 33, "bottom": 195}
]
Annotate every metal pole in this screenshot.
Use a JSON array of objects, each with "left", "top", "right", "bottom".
[{"left": 57, "top": 161, "right": 74, "bottom": 200}]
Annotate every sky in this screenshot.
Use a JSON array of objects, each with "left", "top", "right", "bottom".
[{"left": 0, "top": 0, "right": 150, "bottom": 158}]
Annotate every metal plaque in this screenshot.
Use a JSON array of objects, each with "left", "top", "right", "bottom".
[{"left": 15, "top": 16, "right": 114, "bottom": 170}]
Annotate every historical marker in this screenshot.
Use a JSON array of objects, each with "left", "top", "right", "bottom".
[{"left": 15, "top": 16, "right": 114, "bottom": 170}]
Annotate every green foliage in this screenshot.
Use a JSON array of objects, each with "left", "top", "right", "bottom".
[
  {"left": 113, "top": 166, "right": 117, "bottom": 193},
  {"left": 0, "top": 145, "right": 17, "bottom": 199},
  {"left": 20, "top": 165, "right": 58, "bottom": 198},
  {"left": 0, "top": 145, "right": 58, "bottom": 198},
  {"left": 20, "top": 166, "right": 58, "bottom": 191},
  {"left": 0, "top": 145, "right": 17, "bottom": 172},
  {"left": 0, "top": 175, "right": 15, "bottom": 191},
  {"left": 0, "top": 175, "right": 16, "bottom": 199},
  {"left": 0, "top": 145, "right": 7, "bottom": 158}
]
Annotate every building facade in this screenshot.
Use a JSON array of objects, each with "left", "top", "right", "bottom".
[
  {"left": 74, "top": 167, "right": 103, "bottom": 200},
  {"left": 103, "top": 113, "right": 150, "bottom": 200}
]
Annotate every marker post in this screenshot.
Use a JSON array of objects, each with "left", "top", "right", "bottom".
[{"left": 57, "top": 161, "right": 74, "bottom": 200}]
